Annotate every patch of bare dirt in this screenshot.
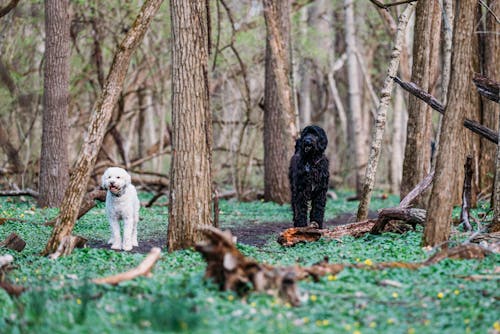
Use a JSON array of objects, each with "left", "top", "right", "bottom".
[{"left": 87, "top": 211, "right": 378, "bottom": 253}]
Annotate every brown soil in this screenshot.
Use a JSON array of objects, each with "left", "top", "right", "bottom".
[{"left": 87, "top": 211, "right": 378, "bottom": 253}]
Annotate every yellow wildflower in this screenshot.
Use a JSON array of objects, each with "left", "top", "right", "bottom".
[
  {"left": 364, "top": 259, "right": 373, "bottom": 266},
  {"left": 437, "top": 292, "right": 444, "bottom": 299},
  {"left": 310, "top": 294, "right": 318, "bottom": 302},
  {"left": 493, "top": 322, "right": 500, "bottom": 331},
  {"left": 327, "top": 275, "right": 337, "bottom": 281},
  {"left": 392, "top": 292, "right": 399, "bottom": 299},
  {"left": 76, "top": 298, "right": 82, "bottom": 305}
]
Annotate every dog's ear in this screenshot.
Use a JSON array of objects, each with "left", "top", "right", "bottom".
[
  {"left": 101, "top": 171, "right": 108, "bottom": 189},
  {"left": 124, "top": 171, "right": 132, "bottom": 185},
  {"left": 318, "top": 128, "right": 328, "bottom": 152}
]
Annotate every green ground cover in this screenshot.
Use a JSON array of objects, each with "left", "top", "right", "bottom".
[{"left": 0, "top": 193, "right": 498, "bottom": 334}]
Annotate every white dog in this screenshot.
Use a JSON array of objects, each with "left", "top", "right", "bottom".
[{"left": 101, "top": 167, "right": 140, "bottom": 251}]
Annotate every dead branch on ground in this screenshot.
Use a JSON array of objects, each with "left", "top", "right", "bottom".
[
  {"left": 93, "top": 247, "right": 161, "bottom": 285},
  {"left": 196, "top": 227, "right": 493, "bottom": 306},
  {"left": 0, "top": 254, "right": 25, "bottom": 297},
  {"left": 0, "top": 189, "right": 39, "bottom": 198},
  {"left": 0, "top": 233, "right": 26, "bottom": 252}
]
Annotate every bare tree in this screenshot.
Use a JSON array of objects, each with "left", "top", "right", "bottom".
[
  {"left": 43, "top": 0, "right": 163, "bottom": 256},
  {"left": 356, "top": 3, "right": 415, "bottom": 222},
  {"left": 401, "top": 0, "right": 441, "bottom": 206},
  {"left": 262, "top": 0, "right": 297, "bottom": 205},
  {"left": 423, "top": 0, "right": 476, "bottom": 247},
  {"left": 167, "top": 0, "right": 213, "bottom": 251},
  {"left": 38, "top": 0, "right": 71, "bottom": 207},
  {"left": 344, "top": 0, "right": 366, "bottom": 197}
]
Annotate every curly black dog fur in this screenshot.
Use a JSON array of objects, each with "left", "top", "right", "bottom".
[{"left": 289, "top": 125, "right": 329, "bottom": 228}]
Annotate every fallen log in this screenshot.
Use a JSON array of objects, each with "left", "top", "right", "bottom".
[
  {"left": 93, "top": 247, "right": 161, "bottom": 285},
  {"left": 277, "top": 227, "right": 324, "bottom": 246},
  {"left": 0, "top": 233, "right": 26, "bottom": 252},
  {"left": 393, "top": 76, "right": 498, "bottom": 144}
]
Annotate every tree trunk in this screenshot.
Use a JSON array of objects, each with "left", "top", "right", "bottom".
[
  {"left": 42, "top": 0, "right": 163, "bottom": 256},
  {"left": 356, "top": 3, "right": 415, "bottom": 222},
  {"left": 262, "top": 0, "right": 297, "bottom": 204},
  {"left": 423, "top": 0, "right": 476, "bottom": 247},
  {"left": 38, "top": 0, "right": 70, "bottom": 207},
  {"left": 489, "top": 0, "right": 500, "bottom": 233},
  {"left": 344, "top": 0, "right": 365, "bottom": 197},
  {"left": 167, "top": 0, "right": 213, "bottom": 251},
  {"left": 401, "top": 0, "right": 441, "bottom": 207}
]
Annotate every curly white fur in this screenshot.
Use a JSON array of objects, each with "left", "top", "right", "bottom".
[{"left": 102, "top": 167, "right": 140, "bottom": 251}]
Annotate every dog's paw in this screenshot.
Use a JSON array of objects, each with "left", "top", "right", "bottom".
[{"left": 110, "top": 243, "right": 122, "bottom": 250}]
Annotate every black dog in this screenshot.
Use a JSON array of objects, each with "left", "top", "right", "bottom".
[{"left": 289, "top": 125, "right": 329, "bottom": 228}]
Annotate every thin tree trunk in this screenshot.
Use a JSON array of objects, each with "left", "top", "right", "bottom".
[
  {"left": 344, "top": 0, "right": 364, "bottom": 196},
  {"left": 262, "top": 0, "right": 297, "bottom": 204},
  {"left": 43, "top": 0, "right": 163, "bottom": 256},
  {"left": 489, "top": 0, "right": 500, "bottom": 233},
  {"left": 356, "top": 3, "right": 415, "bottom": 222},
  {"left": 168, "top": 0, "right": 213, "bottom": 251},
  {"left": 401, "top": 0, "right": 440, "bottom": 207},
  {"left": 38, "top": 0, "right": 70, "bottom": 207},
  {"left": 390, "top": 86, "right": 406, "bottom": 193},
  {"left": 423, "top": 0, "right": 476, "bottom": 247}
]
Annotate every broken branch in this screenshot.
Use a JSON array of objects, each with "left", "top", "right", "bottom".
[{"left": 93, "top": 247, "right": 161, "bottom": 285}]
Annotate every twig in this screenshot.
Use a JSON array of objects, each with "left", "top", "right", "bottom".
[
  {"left": 368, "top": 0, "right": 417, "bottom": 10},
  {"left": 93, "top": 247, "right": 161, "bottom": 285}
]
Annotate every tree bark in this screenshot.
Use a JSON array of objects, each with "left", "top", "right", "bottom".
[
  {"left": 401, "top": 0, "right": 440, "bottom": 207},
  {"left": 423, "top": 0, "right": 476, "bottom": 247},
  {"left": 485, "top": 0, "right": 500, "bottom": 233},
  {"left": 262, "top": 0, "right": 297, "bottom": 204},
  {"left": 168, "top": 0, "right": 214, "bottom": 251},
  {"left": 38, "top": 0, "right": 71, "bottom": 207},
  {"left": 344, "top": 0, "right": 366, "bottom": 197},
  {"left": 356, "top": 3, "right": 415, "bottom": 222},
  {"left": 42, "top": 0, "right": 163, "bottom": 256}
]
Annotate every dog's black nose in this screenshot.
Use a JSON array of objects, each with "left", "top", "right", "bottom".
[{"left": 304, "top": 137, "right": 314, "bottom": 146}]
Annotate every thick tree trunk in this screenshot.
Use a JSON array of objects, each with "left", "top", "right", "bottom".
[
  {"left": 423, "top": 0, "right": 476, "bottom": 247},
  {"left": 43, "top": 0, "right": 163, "bottom": 256},
  {"left": 356, "top": 3, "right": 415, "bottom": 221},
  {"left": 401, "top": 0, "right": 440, "bottom": 207},
  {"left": 38, "top": 0, "right": 70, "bottom": 207},
  {"left": 168, "top": 0, "right": 213, "bottom": 251},
  {"left": 262, "top": 0, "right": 297, "bottom": 204}
]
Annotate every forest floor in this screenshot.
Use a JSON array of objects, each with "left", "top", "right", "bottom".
[{"left": 87, "top": 211, "right": 379, "bottom": 252}]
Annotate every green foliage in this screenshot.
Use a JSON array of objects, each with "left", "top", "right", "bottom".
[{"left": 0, "top": 194, "right": 498, "bottom": 334}]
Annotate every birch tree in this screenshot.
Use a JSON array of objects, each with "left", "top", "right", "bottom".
[{"left": 356, "top": 3, "right": 415, "bottom": 222}]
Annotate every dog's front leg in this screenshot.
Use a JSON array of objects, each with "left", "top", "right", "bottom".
[
  {"left": 109, "top": 218, "right": 122, "bottom": 250},
  {"left": 292, "top": 191, "right": 309, "bottom": 227},
  {"left": 122, "top": 216, "right": 134, "bottom": 251}
]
